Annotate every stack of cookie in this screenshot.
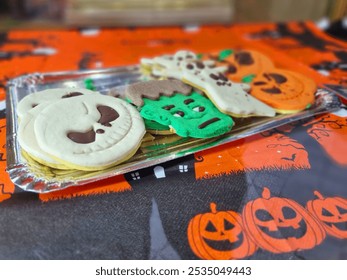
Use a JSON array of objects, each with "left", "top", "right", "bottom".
[
  {"left": 17, "top": 88, "right": 146, "bottom": 171},
  {"left": 17, "top": 49, "right": 317, "bottom": 171},
  {"left": 125, "top": 79, "right": 235, "bottom": 138},
  {"left": 140, "top": 49, "right": 317, "bottom": 115}
]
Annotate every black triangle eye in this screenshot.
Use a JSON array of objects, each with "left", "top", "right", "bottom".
[
  {"left": 255, "top": 209, "right": 274, "bottom": 221},
  {"left": 224, "top": 219, "right": 235, "bottom": 230},
  {"left": 322, "top": 208, "right": 334, "bottom": 217},
  {"left": 205, "top": 221, "right": 217, "bottom": 232},
  {"left": 336, "top": 205, "right": 347, "bottom": 215}
]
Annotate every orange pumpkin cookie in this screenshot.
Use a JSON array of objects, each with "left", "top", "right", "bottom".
[
  {"left": 200, "top": 49, "right": 275, "bottom": 82},
  {"left": 249, "top": 69, "right": 317, "bottom": 114}
]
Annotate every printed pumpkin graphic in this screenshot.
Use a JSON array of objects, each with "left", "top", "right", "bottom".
[
  {"left": 307, "top": 191, "right": 347, "bottom": 239},
  {"left": 305, "top": 113, "right": 347, "bottom": 165},
  {"left": 194, "top": 133, "right": 309, "bottom": 179},
  {"left": 242, "top": 187, "right": 326, "bottom": 253},
  {"left": 187, "top": 203, "right": 257, "bottom": 260}
]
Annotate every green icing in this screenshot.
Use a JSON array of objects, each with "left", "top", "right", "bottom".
[
  {"left": 144, "top": 119, "right": 170, "bottom": 131},
  {"left": 84, "top": 78, "right": 95, "bottom": 90},
  {"left": 140, "top": 92, "right": 234, "bottom": 138},
  {"left": 196, "top": 53, "right": 203, "bottom": 59},
  {"left": 219, "top": 49, "right": 233, "bottom": 61},
  {"left": 241, "top": 74, "right": 256, "bottom": 83}
]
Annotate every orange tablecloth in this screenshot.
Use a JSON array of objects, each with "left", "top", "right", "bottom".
[{"left": 0, "top": 21, "right": 346, "bottom": 259}]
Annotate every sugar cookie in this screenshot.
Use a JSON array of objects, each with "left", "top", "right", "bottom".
[
  {"left": 144, "top": 119, "right": 172, "bottom": 135},
  {"left": 17, "top": 88, "right": 98, "bottom": 119},
  {"left": 179, "top": 61, "right": 276, "bottom": 117},
  {"left": 140, "top": 92, "right": 234, "bottom": 138},
  {"left": 141, "top": 50, "right": 220, "bottom": 80},
  {"left": 125, "top": 79, "right": 193, "bottom": 107},
  {"left": 18, "top": 104, "right": 70, "bottom": 169},
  {"left": 249, "top": 69, "right": 316, "bottom": 114},
  {"left": 34, "top": 94, "right": 146, "bottom": 170},
  {"left": 203, "top": 49, "right": 275, "bottom": 82}
]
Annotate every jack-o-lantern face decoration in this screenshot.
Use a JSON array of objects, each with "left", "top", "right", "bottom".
[
  {"left": 34, "top": 94, "right": 145, "bottom": 170},
  {"left": 307, "top": 191, "right": 347, "bottom": 239},
  {"left": 203, "top": 49, "right": 275, "bottom": 82},
  {"left": 187, "top": 203, "right": 257, "bottom": 260},
  {"left": 242, "top": 187, "right": 326, "bottom": 253},
  {"left": 249, "top": 69, "right": 316, "bottom": 114}
]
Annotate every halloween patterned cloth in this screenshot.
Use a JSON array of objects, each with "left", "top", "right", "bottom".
[{"left": 0, "top": 22, "right": 347, "bottom": 260}]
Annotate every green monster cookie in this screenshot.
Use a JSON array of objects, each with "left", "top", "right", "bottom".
[{"left": 140, "top": 92, "right": 234, "bottom": 138}]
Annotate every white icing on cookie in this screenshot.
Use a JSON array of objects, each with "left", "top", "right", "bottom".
[
  {"left": 18, "top": 104, "right": 70, "bottom": 169},
  {"left": 180, "top": 61, "right": 276, "bottom": 117},
  {"left": 142, "top": 50, "right": 223, "bottom": 78},
  {"left": 34, "top": 94, "right": 145, "bottom": 170},
  {"left": 17, "top": 88, "right": 98, "bottom": 119}
]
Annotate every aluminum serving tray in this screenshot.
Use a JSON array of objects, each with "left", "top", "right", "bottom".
[{"left": 6, "top": 66, "right": 341, "bottom": 193}]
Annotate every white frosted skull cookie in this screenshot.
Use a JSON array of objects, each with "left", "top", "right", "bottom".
[
  {"left": 18, "top": 103, "right": 70, "bottom": 169},
  {"left": 34, "top": 94, "right": 146, "bottom": 170},
  {"left": 17, "top": 88, "right": 98, "bottom": 119}
]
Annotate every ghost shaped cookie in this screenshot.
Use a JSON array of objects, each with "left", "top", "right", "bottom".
[
  {"left": 180, "top": 61, "right": 276, "bottom": 118},
  {"left": 34, "top": 94, "right": 146, "bottom": 170},
  {"left": 17, "top": 88, "right": 98, "bottom": 119},
  {"left": 141, "top": 50, "right": 219, "bottom": 80}
]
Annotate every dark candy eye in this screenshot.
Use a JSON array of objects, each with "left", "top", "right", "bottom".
[
  {"left": 184, "top": 99, "right": 194, "bottom": 105},
  {"left": 173, "top": 111, "right": 185, "bottom": 117},
  {"left": 193, "top": 106, "right": 205, "bottom": 112},
  {"left": 162, "top": 105, "right": 175, "bottom": 110}
]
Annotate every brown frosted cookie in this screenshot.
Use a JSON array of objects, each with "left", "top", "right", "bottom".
[{"left": 125, "top": 79, "right": 193, "bottom": 107}]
